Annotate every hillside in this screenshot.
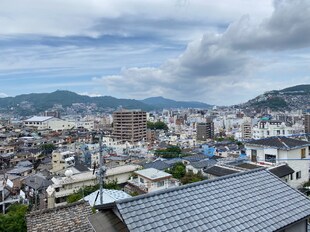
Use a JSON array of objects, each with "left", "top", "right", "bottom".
[
  {"left": 0, "top": 91, "right": 213, "bottom": 116},
  {"left": 0, "top": 90, "right": 154, "bottom": 116},
  {"left": 141, "top": 96, "right": 212, "bottom": 109},
  {"left": 240, "top": 84, "right": 310, "bottom": 111}
]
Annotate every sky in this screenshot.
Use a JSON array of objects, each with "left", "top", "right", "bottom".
[{"left": 1, "top": 0, "right": 310, "bottom": 105}]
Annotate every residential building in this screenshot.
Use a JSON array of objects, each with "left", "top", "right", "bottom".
[
  {"left": 112, "top": 109, "right": 147, "bottom": 143},
  {"left": 305, "top": 114, "right": 310, "bottom": 134},
  {"left": 252, "top": 120, "right": 295, "bottom": 139},
  {"left": 92, "top": 169, "right": 310, "bottom": 232},
  {"left": 196, "top": 119, "right": 214, "bottom": 141},
  {"left": 46, "top": 171, "right": 98, "bottom": 208},
  {"left": 51, "top": 151, "right": 75, "bottom": 173},
  {"left": 245, "top": 137, "right": 310, "bottom": 188},
  {"left": 241, "top": 121, "right": 252, "bottom": 140},
  {"left": 125, "top": 168, "right": 180, "bottom": 194}
]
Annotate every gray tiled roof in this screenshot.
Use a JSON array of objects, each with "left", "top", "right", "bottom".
[
  {"left": 26, "top": 201, "right": 93, "bottom": 232},
  {"left": 246, "top": 137, "right": 310, "bottom": 150},
  {"left": 269, "top": 165, "right": 295, "bottom": 178},
  {"left": 115, "top": 169, "right": 310, "bottom": 232},
  {"left": 204, "top": 165, "right": 240, "bottom": 176},
  {"left": 142, "top": 160, "right": 172, "bottom": 170}
]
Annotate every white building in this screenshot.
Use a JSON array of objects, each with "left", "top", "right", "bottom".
[
  {"left": 126, "top": 168, "right": 180, "bottom": 194},
  {"left": 46, "top": 171, "right": 97, "bottom": 208},
  {"left": 24, "top": 116, "right": 75, "bottom": 131},
  {"left": 245, "top": 137, "right": 310, "bottom": 188},
  {"left": 51, "top": 151, "right": 76, "bottom": 173},
  {"left": 252, "top": 120, "right": 295, "bottom": 139}
]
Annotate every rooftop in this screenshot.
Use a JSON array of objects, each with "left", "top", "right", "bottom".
[
  {"left": 24, "top": 116, "right": 54, "bottom": 122},
  {"left": 26, "top": 201, "right": 93, "bottom": 232},
  {"left": 84, "top": 189, "right": 131, "bottom": 207},
  {"left": 245, "top": 137, "right": 310, "bottom": 150},
  {"left": 111, "top": 169, "right": 310, "bottom": 231},
  {"left": 135, "top": 168, "right": 171, "bottom": 180}
]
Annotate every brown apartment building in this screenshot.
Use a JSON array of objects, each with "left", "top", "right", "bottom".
[{"left": 112, "top": 109, "right": 147, "bottom": 143}]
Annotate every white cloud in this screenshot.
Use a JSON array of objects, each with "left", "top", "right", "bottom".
[
  {"left": 0, "top": 93, "right": 8, "bottom": 98},
  {"left": 93, "top": 0, "right": 310, "bottom": 105},
  {"left": 0, "top": 0, "right": 272, "bottom": 40}
]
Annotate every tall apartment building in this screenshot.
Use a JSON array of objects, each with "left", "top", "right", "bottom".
[
  {"left": 113, "top": 109, "right": 147, "bottom": 143},
  {"left": 241, "top": 121, "right": 252, "bottom": 140},
  {"left": 196, "top": 119, "right": 214, "bottom": 141},
  {"left": 305, "top": 114, "right": 310, "bottom": 135}
]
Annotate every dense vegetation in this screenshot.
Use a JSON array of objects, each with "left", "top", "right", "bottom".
[
  {"left": 155, "top": 146, "right": 182, "bottom": 158},
  {"left": 252, "top": 97, "right": 288, "bottom": 110},
  {"left": 0, "top": 204, "right": 28, "bottom": 232},
  {"left": 0, "top": 90, "right": 154, "bottom": 115},
  {"left": 166, "top": 162, "right": 205, "bottom": 184},
  {"left": 147, "top": 121, "right": 169, "bottom": 131},
  {"left": 40, "top": 143, "right": 56, "bottom": 155}
]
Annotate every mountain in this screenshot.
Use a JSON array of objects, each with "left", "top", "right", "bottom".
[
  {"left": 240, "top": 84, "right": 310, "bottom": 111},
  {"left": 0, "top": 90, "right": 154, "bottom": 116},
  {"left": 141, "top": 96, "right": 212, "bottom": 109}
]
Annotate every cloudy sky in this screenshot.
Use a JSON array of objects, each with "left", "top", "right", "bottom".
[{"left": 1, "top": 0, "right": 310, "bottom": 105}]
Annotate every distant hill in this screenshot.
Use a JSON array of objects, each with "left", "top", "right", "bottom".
[
  {"left": 141, "top": 96, "right": 212, "bottom": 109},
  {"left": 0, "top": 90, "right": 154, "bottom": 116},
  {"left": 240, "top": 84, "right": 310, "bottom": 111}
]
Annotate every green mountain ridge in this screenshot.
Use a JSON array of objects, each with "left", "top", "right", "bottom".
[{"left": 0, "top": 91, "right": 212, "bottom": 116}]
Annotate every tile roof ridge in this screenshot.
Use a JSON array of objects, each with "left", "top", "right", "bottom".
[
  {"left": 27, "top": 200, "right": 88, "bottom": 216},
  {"left": 115, "top": 168, "right": 267, "bottom": 205}
]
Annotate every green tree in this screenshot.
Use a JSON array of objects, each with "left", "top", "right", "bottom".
[
  {"left": 181, "top": 170, "right": 204, "bottom": 185},
  {"left": 40, "top": 143, "right": 56, "bottom": 155},
  {"left": 0, "top": 204, "right": 28, "bottom": 232},
  {"left": 166, "top": 162, "right": 186, "bottom": 179},
  {"left": 147, "top": 121, "right": 168, "bottom": 131}
]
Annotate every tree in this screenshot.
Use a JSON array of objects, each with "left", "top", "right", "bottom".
[
  {"left": 40, "top": 143, "right": 56, "bottom": 155},
  {"left": 147, "top": 121, "right": 168, "bottom": 131},
  {"left": 181, "top": 170, "right": 204, "bottom": 185},
  {"left": 0, "top": 204, "right": 28, "bottom": 232},
  {"left": 166, "top": 162, "right": 186, "bottom": 179}
]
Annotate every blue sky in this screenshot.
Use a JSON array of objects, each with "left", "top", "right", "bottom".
[{"left": 1, "top": 0, "right": 310, "bottom": 105}]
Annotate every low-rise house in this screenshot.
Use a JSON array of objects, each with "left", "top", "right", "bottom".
[
  {"left": 125, "top": 168, "right": 180, "bottom": 194},
  {"left": 92, "top": 169, "right": 310, "bottom": 232},
  {"left": 46, "top": 170, "right": 97, "bottom": 208},
  {"left": 104, "top": 164, "right": 141, "bottom": 185},
  {"left": 204, "top": 162, "right": 295, "bottom": 185},
  {"left": 245, "top": 137, "right": 310, "bottom": 188}
]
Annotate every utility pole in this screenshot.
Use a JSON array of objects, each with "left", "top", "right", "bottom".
[{"left": 98, "top": 135, "right": 106, "bottom": 205}]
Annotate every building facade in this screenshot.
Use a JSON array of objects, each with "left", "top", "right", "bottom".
[
  {"left": 196, "top": 119, "right": 214, "bottom": 141},
  {"left": 112, "top": 109, "right": 147, "bottom": 143}
]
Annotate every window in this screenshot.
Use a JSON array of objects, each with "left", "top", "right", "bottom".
[
  {"left": 157, "top": 181, "right": 165, "bottom": 187},
  {"left": 296, "top": 171, "right": 301, "bottom": 179},
  {"left": 301, "top": 148, "right": 306, "bottom": 159},
  {"left": 265, "top": 154, "right": 276, "bottom": 163},
  {"left": 139, "top": 178, "right": 144, "bottom": 183},
  {"left": 290, "top": 173, "right": 293, "bottom": 180}
]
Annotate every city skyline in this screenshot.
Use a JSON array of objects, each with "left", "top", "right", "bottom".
[{"left": 1, "top": 0, "right": 310, "bottom": 105}]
